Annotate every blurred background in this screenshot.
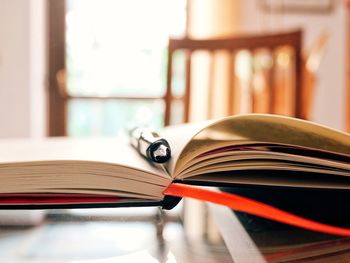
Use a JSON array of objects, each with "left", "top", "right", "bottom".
[
  {"left": 0, "top": 0, "right": 350, "bottom": 262},
  {"left": 0, "top": 0, "right": 348, "bottom": 139}
]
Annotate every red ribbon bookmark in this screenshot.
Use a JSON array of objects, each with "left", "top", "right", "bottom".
[{"left": 164, "top": 183, "right": 350, "bottom": 237}]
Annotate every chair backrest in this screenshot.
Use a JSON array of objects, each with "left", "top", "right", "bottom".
[
  {"left": 302, "top": 31, "right": 329, "bottom": 120},
  {"left": 164, "top": 30, "right": 304, "bottom": 125}
]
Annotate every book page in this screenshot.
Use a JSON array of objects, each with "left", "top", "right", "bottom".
[
  {"left": 0, "top": 137, "right": 167, "bottom": 178},
  {"left": 160, "top": 120, "right": 215, "bottom": 175},
  {"left": 166, "top": 114, "right": 350, "bottom": 178},
  {"left": 0, "top": 137, "right": 172, "bottom": 200}
]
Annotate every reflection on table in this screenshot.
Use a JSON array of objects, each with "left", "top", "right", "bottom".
[
  {"left": 0, "top": 203, "right": 232, "bottom": 263},
  {"left": 0, "top": 198, "right": 350, "bottom": 263}
]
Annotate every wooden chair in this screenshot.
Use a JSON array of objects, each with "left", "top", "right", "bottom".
[
  {"left": 302, "top": 32, "right": 329, "bottom": 120},
  {"left": 164, "top": 30, "right": 304, "bottom": 125}
]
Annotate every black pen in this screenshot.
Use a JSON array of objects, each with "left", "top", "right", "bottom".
[{"left": 129, "top": 127, "right": 171, "bottom": 163}]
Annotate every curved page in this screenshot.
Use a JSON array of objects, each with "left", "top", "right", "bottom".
[{"left": 162, "top": 114, "right": 350, "bottom": 178}]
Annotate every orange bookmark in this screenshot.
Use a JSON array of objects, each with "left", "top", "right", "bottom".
[{"left": 164, "top": 183, "right": 350, "bottom": 237}]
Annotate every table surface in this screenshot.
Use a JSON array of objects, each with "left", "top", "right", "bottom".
[
  {"left": 0, "top": 203, "right": 233, "bottom": 263},
  {"left": 0, "top": 201, "right": 349, "bottom": 263}
]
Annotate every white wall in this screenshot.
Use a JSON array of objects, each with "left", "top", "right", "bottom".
[
  {"left": 236, "top": 0, "right": 347, "bottom": 130},
  {"left": 29, "top": 0, "right": 47, "bottom": 138},
  {"left": 0, "top": 0, "right": 46, "bottom": 138}
]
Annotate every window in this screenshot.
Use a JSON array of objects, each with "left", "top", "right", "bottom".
[{"left": 48, "top": 0, "right": 187, "bottom": 136}]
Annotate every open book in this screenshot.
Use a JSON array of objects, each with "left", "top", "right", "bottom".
[{"left": 1, "top": 114, "right": 350, "bottom": 209}]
